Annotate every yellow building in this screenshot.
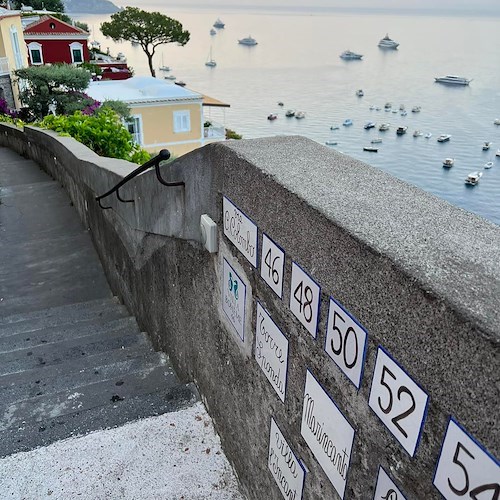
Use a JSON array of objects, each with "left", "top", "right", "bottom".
[
  {"left": 0, "top": 7, "right": 28, "bottom": 109},
  {"left": 86, "top": 77, "right": 229, "bottom": 158}
]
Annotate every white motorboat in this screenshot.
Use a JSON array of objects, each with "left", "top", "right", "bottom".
[
  {"left": 496, "top": 149, "right": 500, "bottom": 157},
  {"left": 285, "top": 109, "right": 295, "bottom": 117},
  {"left": 267, "top": 114, "right": 277, "bottom": 121},
  {"left": 482, "top": 141, "right": 492, "bottom": 151},
  {"left": 330, "top": 125, "right": 340, "bottom": 130},
  {"left": 213, "top": 18, "right": 225, "bottom": 28},
  {"left": 325, "top": 140, "right": 338, "bottom": 146},
  {"left": 465, "top": 172, "right": 482, "bottom": 185},
  {"left": 205, "top": 47, "right": 216, "bottom": 67},
  {"left": 401, "top": 110, "right": 407, "bottom": 116},
  {"left": 424, "top": 133, "right": 432, "bottom": 139},
  {"left": 413, "top": 130, "right": 423, "bottom": 137},
  {"left": 363, "top": 146, "right": 378, "bottom": 152},
  {"left": 164, "top": 74, "right": 176, "bottom": 80},
  {"left": 371, "top": 138, "right": 383, "bottom": 144},
  {"left": 399, "top": 104, "right": 405, "bottom": 111},
  {"left": 343, "top": 119, "right": 353, "bottom": 126},
  {"left": 379, "top": 123, "right": 390, "bottom": 131},
  {"left": 484, "top": 162, "right": 493, "bottom": 169},
  {"left": 396, "top": 126, "right": 407, "bottom": 135},
  {"left": 238, "top": 35, "right": 257, "bottom": 46},
  {"left": 295, "top": 111, "right": 305, "bottom": 119},
  {"left": 340, "top": 50, "right": 363, "bottom": 60},
  {"left": 494, "top": 119, "right": 500, "bottom": 125},
  {"left": 412, "top": 106, "right": 421, "bottom": 113},
  {"left": 356, "top": 89, "right": 364, "bottom": 97},
  {"left": 364, "top": 121, "right": 376, "bottom": 129},
  {"left": 435, "top": 75, "right": 472, "bottom": 85},
  {"left": 384, "top": 102, "right": 392, "bottom": 110},
  {"left": 442, "top": 158, "right": 454, "bottom": 168},
  {"left": 437, "top": 134, "right": 451, "bottom": 142},
  {"left": 378, "top": 33, "right": 399, "bottom": 49}
]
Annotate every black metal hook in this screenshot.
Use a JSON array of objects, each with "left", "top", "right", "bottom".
[
  {"left": 116, "top": 188, "right": 134, "bottom": 203},
  {"left": 98, "top": 198, "right": 112, "bottom": 210}
]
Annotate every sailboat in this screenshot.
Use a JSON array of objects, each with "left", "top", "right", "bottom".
[
  {"left": 205, "top": 47, "right": 216, "bottom": 67},
  {"left": 159, "top": 54, "right": 171, "bottom": 72}
]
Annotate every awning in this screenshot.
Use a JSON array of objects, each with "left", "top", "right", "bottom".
[{"left": 201, "top": 94, "right": 230, "bottom": 108}]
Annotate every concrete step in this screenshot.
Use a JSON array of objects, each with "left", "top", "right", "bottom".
[
  {"left": 0, "top": 297, "right": 123, "bottom": 332},
  {"left": 0, "top": 363, "right": 181, "bottom": 433},
  {"left": 0, "top": 326, "right": 147, "bottom": 376},
  {"left": 0, "top": 383, "right": 199, "bottom": 457},
  {"left": 0, "top": 349, "right": 168, "bottom": 408},
  {"left": 0, "top": 315, "right": 138, "bottom": 354}
]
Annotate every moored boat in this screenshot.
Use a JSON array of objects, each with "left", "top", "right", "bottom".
[
  {"left": 379, "top": 123, "right": 390, "bottom": 131},
  {"left": 413, "top": 130, "right": 423, "bottom": 137},
  {"left": 267, "top": 113, "right": 277, "bottom": 121},
  {"left": 343, "top": 119, "right": 353, "bottom": 126},
  {"left": 484, "top": 162, "right": 493, "bottom": 169},
  {"left": 213, "top": 18, "right": 225, "bottom": 28},
  {"left": 210, "top": 28, "right": 217, "bottom": 36},
  {"left": 364, "top": 121, "right": 376, "bottom": 129},
  {"left": 325, "top": 140, "right": 338, "bottom": 146},
  {"left": 295, "top": 111, "right": 305, "bottom": 119},
  {"left": 356, "top": 89, "right": 364, "bottom": 97},
  {"left": 443, "top": 158, "right": 454, "bottom": 168},
  {"left": 437, "top": 134, "right": 451, "bottom": 142},
  {"left": 435, "top": 75, "right": 471, "bottom": 85},
  {"left": 378, "top": 33, "right": 399, "bottom": 49},
  {"left": 482, "top": 141, "right": 492, "bottom": 151},
  {"left": 465, "top": 172, "right": 482, "bottom": 185},
  {"left": 424, "top": 132, "right": 432, "bottom": 139},
  {"left": 412, "top": 106, "right": 421, "bottom": 113},
  {"left": 238, "top": 35, "right": 257, "bottom": 46},
  {"left": 371, "top": 138, "right": 383, "bottom": 144},
  {"left": 363, "top": 146, "right": 378, "bottom": 152},
  {"left": 396, "top": 126, "right": 408, "bottom": 135},
  {"left": 285, "top": 109, "right": 295, "bottom": 117},
  {"left": 340, "top": 50, "right": 363, "bottom": 60},
  {"left": 494, "top": 119, "right": 500, "bottom": 125}
]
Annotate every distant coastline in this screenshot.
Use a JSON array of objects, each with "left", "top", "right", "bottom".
[{"left": 63, "top": 0, "right": 121, "bottom": 14}]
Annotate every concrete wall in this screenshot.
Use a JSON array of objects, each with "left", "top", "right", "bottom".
[{"left": 1, "top": 124, "right": 498, "bottom": 499}]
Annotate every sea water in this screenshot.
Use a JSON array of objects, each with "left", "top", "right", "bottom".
[{"left": 77, "top": 4, "right": 500, "bottom": 225}]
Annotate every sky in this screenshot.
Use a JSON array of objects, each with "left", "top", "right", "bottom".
[{"left": 121, "top": 0, "right": 500, "bottom": 15}]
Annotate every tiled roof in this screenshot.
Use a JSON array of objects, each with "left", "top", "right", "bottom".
[{"left": 24, "top": 14, "right": 88, "bottom": 35}]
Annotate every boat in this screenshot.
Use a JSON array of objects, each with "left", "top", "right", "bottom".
[
  {"left": 379, "top": 123, "right": 390, "bottom": 131},
  {"left": 295, "top": 111, "right": 305, "bottom": 119},
  {"left": 496, "top": 149, "right": 500, "bottom": 157},
  {"left": 396, "top": 126, "right": 408, "bottom": 135},
  {"left": 356, "top": 89, "right": 364, "bottom": 97},
  {"left": 330, "top": 125, "right": 339, "bottom": 130},
  {"left": 343, "top": 119, "right": 353, "bottom": 126},
  {"left": 364, "top": 121, "right": 376, "bottom": 129},
  {"left": 391, "top": 109, "right": 398, "bottom": 114},
  {"left": 278, "top": 102, "right": 284, "bottom": 106},
  {"left": 465, "top": 172, "right": 482, "bottom": 185},
  {"left": 442, "top": 158, "right": 455, "bottom": 168},
  {"left": 363, "top": 146, "right": 378, "bottom": 152},
  {"left": 399, "top": 104, "right": 405, "bottom": 111},
  {"left": 340, "top": 50, "right": 363, "bottom": 60},
  {"left": 213, "top": 18, "right": 225, "bottom": 28},
  {"left": 205, "top": 47, "right": 216, "bottom": 67},
  {"left": 384, "top": 102, "right": 392, "bottom": 110},
  {"left": 159, "top": 54, "right": 171, "bottom": 72},
  {"left": 437, "top": 134, "right": 451, "bottom": 142},
  {"left": 175, "top": 81, "right": 186, "bottom": 87},
  {"left": 494, "top": 119, "right": 500, "bottom": 125},
  {"left": 424, "top": 133, "right": 432, "bottom": 139},
  {"left": 267, "top": 114, "right": 277, "bottom": 121},
  {"left": 401, "top": 110, "right": 407, "bottom": 116},
  {"left": 378, "top": 33, "right": 399, "bottom": 49},
  {"left": 369, "top": 105, "right": 375, "bottom": 110},
  {"left": 482, "top": 141, "right": 492, "bottom": 151},
  {"left": 238, "top": 35, "right": 258, "bottom": 46},
  {"left": 413, "top": 130, "right": 423, "bottom": 137},
  {"left": 164, "top": 74, "right": 176, "bottom": 80},
  {"left": 412, "top": 106, "right": 421, "bottom": 113},
  {"left": 375, "top": 106, "right": 381, "bottom": 111},
  {"left": 285, "top": 109, "right": 295, "bottom": 117},
  {"left": 325, "top": 140, "right": 338, "bottom": 146},
  {"left": 484, "top": 162, "right": 493, "bottom": 169},
  {"left": 210, "top": 28, "right": 217, "bottom": 36},
  {"left": 434, "top": 75, "right": 472, "bottom": 85},
  {"left": 371, "top": 138, "right": 383, "bottom": 144}
]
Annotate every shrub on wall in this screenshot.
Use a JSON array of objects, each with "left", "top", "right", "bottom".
[{"left": 39, "top": 108, "right": 150, "bottom": 164}]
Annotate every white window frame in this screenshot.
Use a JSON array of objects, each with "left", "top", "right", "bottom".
[
  {"left": 27, "top": 42, "right": 43, "bottom": 65},
  {"left": 173, "top": 110, "right": 191, "bottom": 133},
  {"left": 69, "top": 42, "right": 84, "bottom": 64},
  {"left": 10, "top": 26, "right": 24, "bottom": 69},
  {"left": 126, "top": 115, "right": 143, "bottom": 145}
]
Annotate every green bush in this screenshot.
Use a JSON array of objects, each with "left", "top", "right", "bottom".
[
  {"left": 38, "top": 109, "right": 150, "bottom": 164},
  {"left": 225, "top": 128, "right": 242, "bottom": 140}
]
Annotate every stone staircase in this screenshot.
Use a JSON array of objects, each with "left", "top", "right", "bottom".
[{"left": 0, "top": 147, "right": 198, "bottom": 458}]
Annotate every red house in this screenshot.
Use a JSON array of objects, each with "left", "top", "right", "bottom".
[{"left": 23, "top": 15, "right": 90, "bottom": 66}]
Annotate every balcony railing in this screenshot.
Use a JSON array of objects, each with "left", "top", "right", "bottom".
[
  {"left": 203, "top": 121, "right": 226, "bottom": 140},
  {"left": 0, "top": 57, "right": 10, "bottom": 76}
]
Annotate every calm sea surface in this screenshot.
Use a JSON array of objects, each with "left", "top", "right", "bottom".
[{"left": 76, "top": 5, "right": 500, "bottom": 225}]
